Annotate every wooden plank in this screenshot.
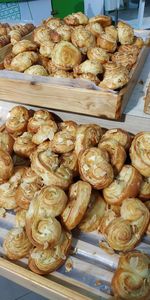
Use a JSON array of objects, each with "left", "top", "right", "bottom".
[{"left": 144, "top": 81, "right": 150, "bottom": 114}]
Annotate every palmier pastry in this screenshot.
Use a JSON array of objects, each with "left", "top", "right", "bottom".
[
  {"left": 99, "top": 210, "right": 117, "bottom": 235},
  {"left": 97, "top": 33, "right": 117, "bottom": 53},
  {"left": 117, "top": 21, "right": 134, "bottom": 45},
  {"left": 118, "top": 44, "right": 140, "bottom": 56},
  {"left": 27, "top": 109, "right": 54, "bottom": 133},
  {"left": 76, "top": 73, "right": 100, "bottom": 85},
  {"left": 87, "top": 47, "right": 109, "bottom": 64},
  {"left": 33, "top": 26, "right": 52, "bottom": 44},
  {"left": 103, "top": 165, "right": 142, "bottom": 205},
  {"left": 13, "top": 132, "right": 37, "bottom": 157},
  {"left": 51, "top": 41, "right": 82, "bottom": 70},
  {"left": 78, "top": 147, "right": 114, "bottom": 189},
  {"left": 0, "top": 35, "right": 10, "bottom": 48},
  {"left": 15, "top": 209, "right": 27, "bottom": 227},
  {"left": 3, "top": 227, "right": 32, "bottom": 260},
  {"left": 0, "top": 166, "right": 25, "bottom": 209},
  {"left": 73, "top": 59, "right": 103, "bottom": 76},
  {"left": 64, "top": 12, "right": 88, "bottom": 26},
  {"left": 16, "top": 168, "right": 42, "bottom": 209},
  {"left": 0, "top": 149, "right": 13, "bottom": 184},
  {"left": 55, "top": 24, "right": 72, "bottom": 42},
  {"left": 0, "top": 131, "right": 14, "bottom": 154},
  {"left": 12, "top": 40, "right": 38, "bottom": 55},
  {"left": 130, "top": 132, "right": 150, "bottom": 177},
  {"left": 28, "top": 229, "right": 72, "bottom": 274},
  {"left": 3, "top": 53, "right": 15, "bottom": 70},
  {"left": 61, "top": 180, "right": 91, "bottom": 230},
  {"left": 75, "top": 124, "right": 102, "bottom": 156},
  {"left": 112, "top": 251, "right": 150, "bottom": 300},
  {"left": 24, "top": 65, "right": 48, "bottom": 76},
  {"left": 53, "top": 70, "right": 74, "bottom": 79},
  {"left": 43, "top": 17, "right": 64, "bottom": 30},
  {"left": 71, "top": 26, "right": 96, "bottom": 54},
  {"left": 99, "top": 66, "right": 129, "bottom": 90},
  {"left": 98, "top": 138, "right": 126, "bottom": 174},
  {"left": 105, "top": 25, "right": 118, "bottom": 41},
  {"left": 39, "top": 40, "right": 55, "bottom": 58},
  {"left": 85, "top": 22, "right": 103, "bottom": 37},
  {"left": 30, "top": 142, "right": 72, "bottom": 189},
  {"left": 9, "top": 51, "right": 38, "bottom": 72},
  {"left": 6, "top": 106, "right": 30, "bottom": 137},
  {"left": 133, "top": 36, "right": 144, "bottom": 49},
  {"left": 32, "top": 121, "right": 58, "bottom": 145},
  {"left": 60, "top": 151, "right": 78, "bottom": 176},
  {"left": 111, "top": 51, "right": 137, "bottom": 70},
  {"left": 9, "top": 29, "right": 22, "bottom": 45},
  {"left": 89, "top": 15, "right": 112, "bottom": 27},
  {"left": 79, "top": 191, "right": 106, "bottom": 232},
  {"left": 100, "top": 128, "right": 132, "bottom": 150},
  {"left": 138, "top": 177, "right": 150, "bottom": 201}
]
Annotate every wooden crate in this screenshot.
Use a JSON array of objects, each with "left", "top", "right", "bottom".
[
  {"left": 144, "top": 81, "right": 150, "bottom": 114},
  {"left": 0, "top": 100, "right": 150, "bottom": 300}
]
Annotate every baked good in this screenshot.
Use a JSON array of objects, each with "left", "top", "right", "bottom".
[
  {"left": 60, "top": 151, "right": 78, "bottom": 176},
  {"left": 73, "top": 59, "right": 103, "bottom": 76},
  {"left": 71, "top": 26, "right": 96, "bottom": 54},
  {"left": 117, "top": 21, "right": 134, "bottom": 45},
  {"left": 0, "top": 131, "right": 14, "bottom": 154},
  {"left": 6, "top": 106, "right": 30, "bottom": 137},
  {"left": 133, "top": 36, "right": 144, "bottom": 49},
  {"left": 9, "top": 29, "right": 22, "bottom": 45},
  {"left": 87, "top": 47, "right": 109, "bottom": 64},
  {"left": 3, "top": 53, "right": 14, "bottom": 70},
  {"left": 53, "top": 70, "right": 74, "bottom": 79},
  {"left": 55, "top": 24, "right": 72, "bottom": 42},
  {"left": 32, "top": 121, "right": 58, "bottom": 145},
  {"left": 24, "top": 65, "right": 48, "bottom": 76},
  {"left": 99, "top": 66, "right": 129, "bottom": 90},
  {"left": 97, "top": 33, "right": 117, "bottom": 53},
  {"left": 13, "top": 132, "right": 37, "bottom": 157},
  {"left": 27, "top": 109, "right": 54, "bottom": 133},
  {"left": 0, "top": 149, "right": 14, "bottom": 184},
  {"left": 118, "top": 44, "right": 140, "bottom": 56},
  {"left": 61, "top": 180, "right": 91, "bottom": 230},
  {"left": 33, "top": 26, "right": 53, "bottom": 44},
  {"left": 15, "top": 209, "right": 27, "bottom": 227},
  {"left": 99, "top": 209, "right": 117, "bottom": 235},
  {"left": 89, "top": 15, "right": 112, "bottom": 27},
  {"left": 10, "top": 51, "right": 38, "bottom": 72},
  {"left": 85, "top": 22, "right": 103, "bottom": 37},
  {"left": 100, "top": 128, "right": 132, "bottom": 150},
  {"left": 75, "top": 73, "right": 100, "bottom": 85},
  {"left": 12, "top": 39, "right": 38, "bottom": 55},
  {"left": 138, "top": 177, "right": 150, "bottom": 201},
  {"left": 0, "top": 35, "right": 10, "bottom": 48},
  {"left": 39, "top": 40, "right": 55, "bottom": 58},
  {"left": 64, "top": 12, "right": 88, "bottom": 26},
  {"left": 111, "top": 51, "right": 137, "bottom": 70},
  {"left": 105, "top": 25, "right": 118, "bottom": 40}
]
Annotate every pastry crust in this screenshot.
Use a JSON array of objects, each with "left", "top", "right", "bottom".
[
  {"left": 100, "top": 128, "right": 132, "bottom": 150},
  {"left": 15, "top": 208, "right": 27, "bottom": 227},
  {"left": 60, "top": 151, "right": 78, "bottom": 176},
  {"left": 33, "top": 26, "right": 53, "bottom": 44},
  {"left": 138, "top": 177, "right": 150, "bottom": 201},
  {"left": 118, "top": 44, "right": 140, "bottom": 56},
  {"left": 64, "top": 12, "right": 88, "bottom": 26},
  {"left": 10, "top": 51, "right": 38, "bottom": 72},
  {"left": 75, "top": 73, "right": 100, "bottom": 85},
  {"left": 71, "top": 26, "right": 96, "bottom": 54},
  {"left": 87, "top": 47, "right": 109, "bottom": 64},
  {"left": 32, "top": 121, "right": 58, "bottom": 145},
  {"left": 99, "top": 66, "right": 129, "bottom": 90},
  {"left": 103, "top": 165, "right": 142, "bottom": 205},
  {"left": 39, "top": 40, "right": 55, "bottom": 58},
  {"left": 61, "top": 180, "right": 91, "bottom": 230},
  {"left": 3, "top": 52, "right": 15, "bottom": 70},
  {"left": 117, "top": 21, "right": 134, "bottom": 45},
  {"left": 85, "top": 22, "right": 103, "bottom": 37},
  {"left": 24, "top": 65, "right": 48, "bottom": 76},
  {"left": 97, "top": 33, "right": 117, "bottom": 53},
  {"left": 13, "top": 132, "right": 37, "bottom": 157},
  {"left": 12, "top": 39, "right": 38, "bottom": 55},
  {"left": 53, "top": 69, "right": 74, "bottom": 79},
  {"left": 55, "top": 24, "right": 72, "bottom": 42},
  {"left": 0, "top": 149, "right": 14, "bottom": 184},
  {"left": 27, "top": 110, "right": 54, "bottom": 133},
  {"left": 111, "top": 51, "right": 137, "bottom": 70},
  {"left": 105, "top": 25, "right": 118, "bottom": 40},
  {"left": 0, "top": 131, "right": 14, "bottom": 154},
  {"left": 6, "top": 106, "right": 30, "bottom": 137},
  {"left": 43, "top": 17, "right": 64, "bottom": 30},
  {"left": 89, "top": 15, "right": 112, "bottom": 27},
  {"left": 73, "top": 59, "right": 103, "bottom": 75}
]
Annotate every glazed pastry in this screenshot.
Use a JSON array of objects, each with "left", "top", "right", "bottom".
[
  {"left": 15, "top": 209, "right": 27, "bottom": 227},
  {"left": 130, "top": 132, "right": 150, "bottom": 177},
  {"left": 60, "top": 151, "right": 78, "bottom": 176},
  {"left": 52, "top": 41, "right": 82, "bottom": 70},
  {"left": 3, "top": 227, "right": 32, "bottom": 260},
  {"left": 75, "top": 73, "right": 100, "bottom": 85},
  {"left": 9, "top": 51, "right": 38, "bottom": 72},
  {"left": 12, "top": 39, "right": 38, "bottom": 55},
  {"left": 73, "top": 59, "right": 103, "bottom": 76},
  {"left": 13, "top": 132, "right": 37, "bottom": 157},
  {"left": 75, "top": 124, "right": 103, "bottom": 156},
  {"left": 24, "top": 65, "right": 48, "bottom": 76},
  {"left": 89, "top": 15, "right": 112, "bottom": 27},
  {"left": 64, "top": 12, "right": 88, "bottom": 26},
  {"left": 79, "top": 191, "right": 106, "bottom": 232},
  {"left": 0, "top": 149, "right": 13, "bottom": 184},
  {"left": 112, "top": 251, "right": 150, "bottom": 300},
  {"left": 27, "top": 109, "right": 54, "bottom": 133},
  {"left": 39, "top": 40, "right": 55, "bottom": 58},
  {"left": 61, "top": 180, "right": 91, "bottom": 230},
  {"left": 85, "top": 22, "right": 103, "bottom": 37},
  {"left": 78, "top": 147, "right": 114, "bottom": 189},
  {"left": 97, "top": 33, "right": 117, "bottom": 53},
  {"left": 53, "top": 70, "right": 74, "bottom": 79},
  {"left": 99, "top": 66, "right": 129, "bottom": 90},
  {"left": 16, "top": 168, "right": 43, "bottom": 209},
  {"left": 0, "top": 167, "right": 25, "bottom": 209},
  {"left": 6, "top": 106, "right": 30, "bottom": 137},
  {"left": 100, "top": 128, "right": 132, "bottom": 150},
  {"left": 117, "top": 21, "right": 134, "bottom": 45},
  {"left": 111, "top": 51, "right": 137, "bottom": 70},
  {"left": 0, "top": 131, "right": 14, "bottom": 154},
  {"left": 87, "top": 47, "right": 109, "bottom": 64},
  {"left": 98, "top": 138, "right": 126, "bottom": 174},
  {"left": 55, "top": 24, "right": 72, "bottom": 42},
  {"left": 32, "top": 121, "right": 58, "bottom": 145},
  {"left": 71, "top": 26, "right": 96, "bottom": 54},
  {"left": 105, "top": 25, "right": 118, "bottom": 40},
  {"left": 28, "top": 229, "right": 72, "bottom": 274},
  {"left": 138, "top": 177, "right": 150, "bottom": 201},
  {"left": 43, "top": 17, "right": 64, "bottom": 30},
  {"left": 103, "top": 165, "right": 142, "bottom": 205}
]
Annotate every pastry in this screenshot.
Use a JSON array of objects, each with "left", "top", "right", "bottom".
[
  {"left": 0, "top": 149, "right": 14, "bottom": 184},
  {"left": 0, "top": 35, "right": 10, "bottom": 48},
  {"left": 118, "top": 44, "right": 140, "bottom": 56},
  {"left": 32, "top": 121, "right": 58, "bottom": 145},
  {"left": 53, "top": 70, "right": 74, "bottom": 79},
  {"left": 73, "top": 59, "right": 103, "bottom": 76},
  {"left": 12, "top": 39, "right": 38, "bottom": 55},
  {"left": 33, "top": 26, "right": 53, "bottom": 44},
  {"left": 64, "top": 12, "right": 88, "bottom": 26},
  {"left": 100, "top": 128, "right": 132, "bottom": 150},
  {"left": 24, "top": 65, "right": 48, "bottom": 76},
  {"left": 89, "top": 15, "right": 112, "bottom": 27},
  {"left": 71, "top": 26, "right": 96, "bottom": 54},
  {"left": 133, "top": 36, "right": 144, "bottom": 49},
  {"left": 3, "top": 227, "right": 32, "bottom": 260},
  {"left": 6, "top": 106, "right": 30, "bottom": 137},
  {"left": 99, "top": 209, "right": 117, "bottom": 235},
  {"left": 0, "top": 131, "right": 14, "bottom": 154},
  {"left": 15, "top": 208, "right": 27, "bottom": 227},
  {"left": 27, "top": 109, "right": 54, "bottom": 133},
  {"left": 60, "top": 151, "right": 78, "bottom": 176},
  {"left": 61, "top": 180, "right": 91, "bottom": 230},
  {"left": 0, "top": 23, "right": 10, "bottom": 36},
  {"left": 103, "top": 165, "right": 142, "bottom": 205},
  {"left": 13, "top": 132, "right": 37, "bottom": 157},
  {"left": 138, "top": 177, "right": 150, "bottom": 201},
  {"left": 130, "top": 132, "right": 150, "bottom": 177},
  {"left": 99, "top": 66, "right": 129, "bottom": 90},
  {"left": 3, "top": 53, "right": 15, "bottom": 70},
  {"left": 85, "top": 22, "right": 103, "bottom": 37},
  {"left": 39, "top": 40, "right": 55, "bottom": 58},
  {"left": 47, "top": 60, "right": 59, "bottom": 74},
  {"left": 87, "top": 47, "right": 109, "bottom": 64},
  {"left": 43, "top": 17, "right": 64, "bottom": 30},
  {"left": 117, "top": 21, "right": 134, "bottom": 45},
  {"left": 97, "top": 33, "right": 117, "bottom": 53},
  {"left": 111, "top": 51, "right": 137, "bottom": 70},
  {"left": 78, "top": 147, "right": 114, "bottom": 189},
  {"left": 75, "top": 73, "right": 100, "bottom": 85},
  {"left": 79, "top": 191, "right": 106, "bottom": 232},
  {"left": 9, "top": 51, "right": 38, "bottom": 72},
  {"left": 37, "top": 54, "right": 50, "bottom": 70},
  {"left": 105, "top": 25, "right": 118, "bottom": 40},
  {"left": 9, "top": 29, "right": 22, "bottom": 45},
  {"left": 55, "top": 24, "right": 72, "bottom": 42}
]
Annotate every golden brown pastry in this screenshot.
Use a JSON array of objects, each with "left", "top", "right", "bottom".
[
  {"left": 112, "top": 251, "right": 150, "bottom": 300},
  {"left": 32, "top": 121, "right": 58, "bottom": 145},
  {"left": 24, "top": 65, "right": 48, "bottom": 76},
  {"left": 87, "top": 47, "right": 109, "bottom": 64},
  {"left": 78, "top": 147, "right": 114, "bottom": 189},
  {"left": 9, "top": 29, "right": 22, "bottom": 45},
  {"left": 75, "top": 73, "right": 100, "bottom": 85},
  {"left": 79, "top": 191, "right": 106, "bottom": 232},
  {"left": 28, "top": 229, "right": 72, "bottom": 274},
  {"left": 7, "top": 51, "right": 38, "bottom": 72},
  {"left": 12, "top": 39, "right": 38, "bottom": 55},
  {"left": 99, "top": 209, "right": 117, "bottom": 235},
  {"left": 13, "top": 132, "right": 37, "bottom": 157},
  {"left": 6, "top": 106, "right": 30, "bottom": 137},
  {"left": 111, "top": 51, "right": 137, "bottom": 70},
  {"left": 75, "top": 124, "right": 103, "bottom": 156},
  {"left": 130, "top": 132, "right": 150, "bottom": 177},
  {"left": 3, "top": 52, "right": 15, "bottom": 70},
  {"left": 27, "top": 109, "right": 54, "bottom": 133},
  {"left": 51, "top": 41, "right": 82, "bottom": 70},
  {"left": 64, "top": 12, "right": 88, "bottom": 26},
  {"left": 99, "top": 65, "right": 129, "bottom": 90},
  {"left": 138, "top": 177, "right": 150, "bottom": 201},
  {"left": 100, "top": 128, "right": 132, "bottom": 151},
  {"left": 15, "top": 209, "right": 27, "bottom": 227},
  {"left": 0, "top": 131, "right": 14, "bottom": 154},
  {"left": 0, "top": 23, "right": 10, "bottom": 36},
  {"left": 85, "top": 22, "right": 103, "bottom": 37},
  {"left": 55, "top": 24, "right": 72, "bottom": 42},
  {"left": 97, "top": 33, "right": 117, "bottom": 53},
  {"left": 3, "top": 227, "right": 32, "bottom": 260},
  {"left": 103, "top": 165, "right": 142, "bottom": 205},
  {"left": 53, "top": 69, "right": 74, "bottom": 79},
  {"left": 73, "top": 59, "right": 103, "bottom": 76},
  {"left": 33, "top": 26, "right": 52, "bottom": 44},
  {"left": 105, "top": 25, "right": 118, "bottom": 40},
  {"left": 0, "top": 35, "right": 10, "bottom": 48},
  {"left": 37, "top": 54, "right": 50, "bottom": 70},
  {"left": 0, "top": 166, "right": 25, "bottom": 209},
  {"left": 133, "top": 36, "right": 144, "bottom": 49},
  {"left": 71, "top": 26, "right": 96, "bottom": 54},
  {"left": 89, "top": 15, "right": 112, "bottom": 27},
  {"left": 39, "top": 40, "right": 55, "bottom": 58},
  {"left": 61, "top": 180, "right": 91, "bottom": 230},
  {"left": 47, "top": 59, "right": 59, "bottom": 74},
  {"left": 0, "top": 149, "right": 13, "bottom": 184},
  {"left": 117, "top": 21, "right": 134, "bottom": 45},
  {"left": 118, "top": 44, "right": 140, "bottom": 56},
  {"left": 43, "top": 17, "right": 64, "bottom": 30},
  {"left": 98, "top": 138, "right": 126, "bottom": 174},
  {"left": 60, "top": 151, "right": 78, "bottom": 176}
]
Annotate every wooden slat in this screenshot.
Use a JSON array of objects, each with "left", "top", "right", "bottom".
[{"left": 144, "top": 81, "right": 150, "bottom": 114}]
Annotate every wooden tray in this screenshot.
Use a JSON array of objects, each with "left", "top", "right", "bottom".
[
  {"left": 144, "top": 81, "right": 150, "bottom": 114},
  {"left": 0, "top": 100, "right": 150, "bottom": 300}
]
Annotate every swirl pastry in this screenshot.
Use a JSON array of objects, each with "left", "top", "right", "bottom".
[
  {"left": 99, "top": 65, "right": 129, "bottom": 90},
  {"left": 100, "top": 128, "right": 132, "bottom": 150},
  {"left": 98, "top": 138, "right": 126, "bottom": 174},
  {"left": 8, "top": 51, "right": 38, "bottom": 72},
  {"left": 78, "top": 147, "right": 114, "bottom": 189},
  {"left": 43, "top": 17, "right": 64, "bottom": 30},
  {"left": 0, "top": 149, "right": 13, "bottom": 184},
  {"left": 51, "top": 41, "right": 82, "bottom": 70},
  {"left": 55, "top": 24, "right": 72, "bottom": 42},
  {"left": 105, "top": 25, "right": 118, "bottom": 41},
  {"left": 15, "top": 209, "right": 27, "bottom": 227},
  {"left": 61, "top": 180, "right": 91, "bottom": 230},
  {"left": 0, "top": 131, "right": 14, "bottom": 154},
  {"left": 117, "top": 21, "right": 134, "bottom": 45},
  {"left": 87, "top": 47, "right": 109, "bottom": 64},
  {"left": 9, "top": 29, "right": 21, "bottom": 45},
  {"left": 3, "top": 53, "right": 15, "bottom": 70},
  {"left": 111, "top": 51, "right": 137, "bottom": 70},
  {"left": 12, "top": 40, "right": 38, "bottom": 55},
  {"left": 73, "top": 59, "right": 103, "bottom": 76},
  {"left": 64, "top": 12, "right": 88, "bottom": 26},
  {"left": 60, "top": 151, "right": 78, "bottom": 176},
  {"left": 0, "top": 166, "right": 26, "bottom": 209},
  {"left": 30, "top": 142, "right": 72, "bottom": 189},
  {"left": 32, "top": 121, "right": 58, "bottom": 145},
  {"left": 37, "top": 54, "right": 49, "bottom": 70},
  {"left": 33, "top": 26, "right": 53, "bottom": 44},
  {"left": 89, "top": 15, "right": 112, "bottom": 27},
  {"left": 53, "top": 70, "right": 74, "bottom": 79},
  {"left": 118, "top": 44, "right": 140, "bottom": 56},
  {"left": 6, "top": 106, "right": 30, "bottom": 137},
  {"left": 76, "top": 73, "right": 100, "bottom": 85},
  {"left": 24, "top": 65, "right": 48, "bottom": 76},
  {"left": 27, "top": 109, "right": 54, "bottom": 133},
  {"left": 28, "top": 229, "right": 72, "bottom": 274},
  {"left": 112, "top": 251, "right": 150, "bottom": 300},
  {"left": 75, "top": 124, "right": 102, "bottom": 156},
  {"left": 85, "top": 22, "right": 103, "bottom": 37},
  {"left": 103, "top": 165, "right": 142, "bottom": 205},
  {"left": 71, "top": 26, "right": 96, "bottom": 54},
  {"left": 99, "top": 210, "right": 117, "bottom": 235},
  {"left": 79, "top": 191, "right": 106, "bottom": 232},
  {"left": 97, "top": 33, "right": 117, "bottom": 53},
  {"left": 138, "top": 177, "right": 150, "bottom": 201},
  {"left": 3, "top": 227, "right": 32, "bottom": 260},
  {"left": 13, "top": 132, "right": 37, "bottom": 157},
  {"left": 130, "top": 132, "right": 150, "bottom": 177},
  {"left": 39, "top": 40, "right": 55, "bottom": 58}
]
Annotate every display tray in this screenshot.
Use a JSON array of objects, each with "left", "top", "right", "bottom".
[
  {"left": 0, "top": 101, "right": 149, "bottom": 300},
  {"left": 0, "top": 30, "right": 149, "bottom": 120}
]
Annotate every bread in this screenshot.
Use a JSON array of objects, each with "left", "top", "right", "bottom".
[
  {"left": 64, "top": 12, "right": 88, "bottom": 26},
  {"left": 89, "top": 15, "right": 112, "bottom": 27},
  {"left": 87, "top": 47, "right": 109, "bottom": 64},
  {"left": 12, "top": 39, "right": 38, "bottom": 55},
  {"left": 117, "top": 21, "right": 134, "bottom": 45},
  {"left": 13, "top": 132, "right": 37, "bottom": 157},
  {"left": 24, "top": 65, "right": 48, "bottom": 76},
  {"left": 74, "top": 59, "right": 103, "bottom": 76},
  {"left": 0, "top": 149, "right": 14, "bottom": 184},
  {"left": 71, "top": 26, "right": 96, "bottom": 54}
]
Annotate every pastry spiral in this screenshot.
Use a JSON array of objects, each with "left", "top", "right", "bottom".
[
  {"left": 97, "top": 33, "right": 117, "bottom": 53},
  {"left": 43, "top": 17, "right": 64, "bottom": 30},
  {"left": 12, "top": 40, "right": 38, "bottom": 55},
  {"left": 0, "top": 149, "right": 14, "bottom": 184},
  {"left": 64, "top": 12, "right": 88, "bottom": 26},
  {"left": 89, "top": 15, "right": 112, "bottom": 27},
  {"left": 33, "top": 26, "right": 53, "bottom": 45},
  {"left": 60, "top": 151, "right": 78, "bottom": 176},
  {"left": 32, "top": 121, "right": 58, "bottom": 145},
  {"left": 9, "top": 51, "right": 39, "bottom": 72},
  {"left": 39, "top": 40, "right": 55, "bottom": 58},
  {"left": 105, "top": 25, "right": 118, "bottom": 41},
  {"left": 85, "top": 22, "right": 103, "bottom": 37},
  {"left": 87, "top": 47, "right": 109, "bottom": 64},
  {"left": 0, "top": 131, "right": 14, "bottom": 154},
  {"left": 100, "top": 128, "right": 132, "bottom": 150},
  {"left": 27, "top": 109, "right": 54, "bottom": 133},
  {"left": 117, "top": 21, "right": 134, "bottom": 45},
  {"left": 111, "top": 51, "right": 137, "bottom": 70},
  {"left": 99, "top": 66, "right": 129, "bottom": 90},
  {"left": 13, "top": 132, "right": 37, "bottom": 158},
  {"left": 55, "top": 24, "right": 71, "bottom": 42},
  {"left": 71, "top": 26, "right": 96, "bottom": 54},
  {"left": 6, "top": 106, "right": 30, "bottom": 137},
  {"left": 15, "top": 209, "right": 27, "bottom": 227},
  {"left": 74, "top": 59, "right": 103, "bottom": 76},
  {"left": 138, "top": 177, "right": 150, "bottom": 201}
]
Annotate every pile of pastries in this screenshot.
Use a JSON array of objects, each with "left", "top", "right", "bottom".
[
  {"left": 0, "top": 105, "right": 150, "bottom": 299},
  {"left": 3, "top": 12, "right": 144, "bottom": 90}
]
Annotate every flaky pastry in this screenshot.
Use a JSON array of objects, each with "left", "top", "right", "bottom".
[
  {"left": 39, "top": 40, "right": 55, "bottom": 58},
  {"left": 9, "top": 51, "right": 38, "bottom": 72},
  {"left": 43, "top": 17, "right": 64, "bottom": 30},
  {"left": 60, "top": 151, "right": 78, "bottom": 176},
  {"left": 0, "top": 131, "right": 14, "bottom": 154},
  {"left": 97, "top": 33, "right": 117, "bottom": 53},
  {"left": 100, "top": 128, "right": 132, "bottom": 150},
  {"left": 13, "top": 132, "right": 37, "bottom": 157},
  {"left": 12, "top": 39, "right": 38, "bottom": 55},
  {"left": 71, "top": 26, "right": 96, "bottom": 54},
  {"left": 24, "top": 65, "right": 48, "bottom": 76},
  {"left": 73, "top": 59, "right": 103, "bottom": 76},
  {"left": 105, "top": 25, "right": 118, "bottom": 40},
  {"left": 64, "top": 12, "right": 88, "bottom": 26},
  {"left": 53, "top": 69, "right": 74, "bottom": 79},
  {"left": 55, "top": 24, "right": 72, "bottom": 42},
  {"left": 118, "top": 44, "right": 140, "bottom": 56},
  {"left": 87, "top": 47, "right": 109, "bottom": 64},
  {"left": 6, "top": 106, "right": 30, "bottom": 137},
  {"left": 15, "top": 208, "right": 27, "bottom": 227},
  {"left": 32, "top": 121, "right": 58, "bottom": 145},
  {"left": 33, "top": 26, "right": 53, "bottom": 44},
  {"left": 27, "top": 109, "right": 54, "bottom": 133},
  {"left": 117, "top": 21, "right": 134, "bottom": 45},
  {"left": 0, "top": 149, "right": 13, "bottom": 184},
  {"left": 85, "top": 22, "right": 103, "bottom": 37},
  {"left": 138, "top": 177, "right": 150, "bottom": 201},
  {"left": 99, "top": 65, "right": 129, "bottom": 90},
  {"left": 89, "top": 15, "right": 112, "bottom": 27},
  {"left": 75, "top": 73, "right": 100, "bottom": 85},
  {"left": 111, "top": 51, "right": 137, "bottom": 70}
]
